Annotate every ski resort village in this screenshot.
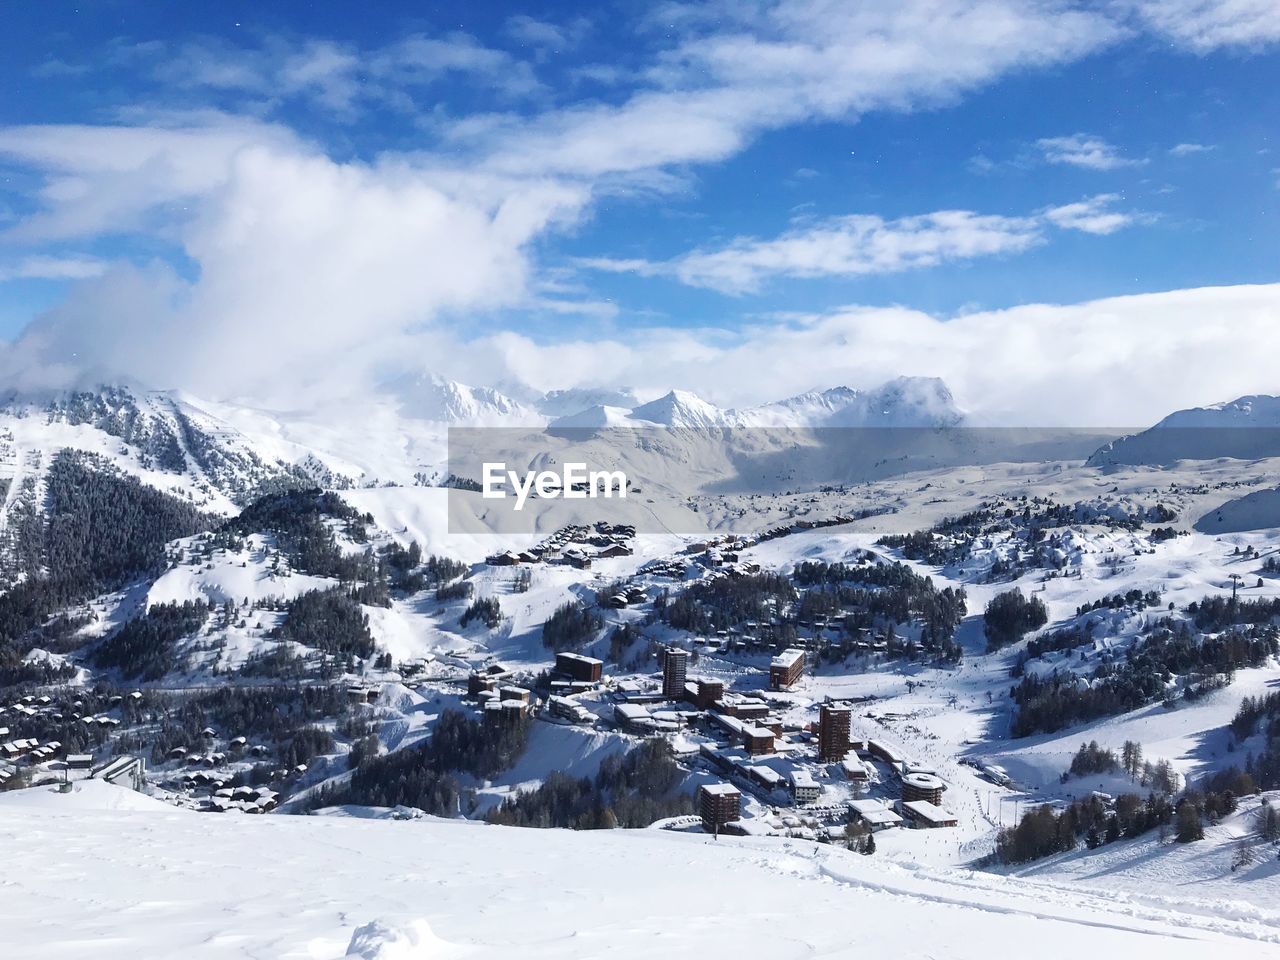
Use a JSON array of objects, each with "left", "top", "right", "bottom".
[{"left": 2, "top": 383, "right": 1280, "bottom": 955}]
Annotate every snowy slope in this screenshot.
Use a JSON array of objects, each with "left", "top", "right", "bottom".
[
  {"left": 1, "top": 780, "right": 1276, "bottom": 959},
  {"left": 536, "top": 386, "right": 641, "bottom": 418},
  {"left": 387, "top": 372, "right": 544, "bottom": 426},
  {"left": 1090, "top": 394, "right": 1280, "bottom": 466},
  {"left": 0, "top": 386, "right": 313, "bottom": 516}
]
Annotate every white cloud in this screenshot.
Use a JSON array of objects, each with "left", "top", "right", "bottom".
[
  {"left": 1169, "top": 141, "right": 1216, "bottom": 155},
  {"left": 0, "top": 255, "right": 107, "bottom": 281},
  {"left": 677, "top": 211, "right": 1043, "bottom": 294},
  {"left": 465, "top": 283, "right": 1280, "bottom": 426},
  {"left": 1036, "top": 133, "right": 1142, "bottom": 170},
  {"left": 1041, "top": 194, "right": 1137, "bottom": 234},
  {"left": 148, "top": 32, "right": 543, "bottom": 115},
  {"left": 0, "top": 116, "right": 305, "bottom": 242},
  {"left": 504, "top": 15, "right": 589, "bottom": 51},
  {"left": 459, "top": 1, "right": 1122, "bottom": 180},
  {"left": 583, "top": 195, "right": 1138, "bottom": 293},
  {"left": 0, "top": 0, "right": 1272, "bottom": 417},
  {"left": 1130, "top": 0, "right": 1280, "bottom": 51},
  {"left": 0, "top": 126, "right": 589, "bottom": 403}
]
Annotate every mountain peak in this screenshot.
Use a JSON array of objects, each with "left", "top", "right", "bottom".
[
  {"left": 742, "top": 376, "right": 963, "bottom": 428},
  {"left": 629, "top": 389, "right": 730, "bottom": 429},
  {"left": 388, "top": 373, "right": 540, "bottom": 425}
]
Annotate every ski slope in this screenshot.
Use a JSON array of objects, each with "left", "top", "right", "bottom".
[{"left": 1, "top": 780, "right": 1277, "bottom": 959}]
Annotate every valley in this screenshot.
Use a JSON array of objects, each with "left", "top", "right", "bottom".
[{"left": 3, "top": 381, "right": 1280, "bottom": 956}]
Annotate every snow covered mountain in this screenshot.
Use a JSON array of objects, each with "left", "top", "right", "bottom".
[
  {"left": 741, "top": 376, "right": 965, "bottom": 428},
  {"left": 387, "top": 373, "right": 543, "bottom": 425},
  {"left": 547, "top": 377, "right": 966, "bottom": 431},
  {"left": 0, "top": 386, "right": 324, "bottom": 514},
  {"left": 628, "top": 388, "right": 736, "bottom": 429},
  {"left": 1089, "top": 394, "right": 1280, "bottom": 466},
  {"left": 536, "top": 386, "right": 641, "bottom": 418}
]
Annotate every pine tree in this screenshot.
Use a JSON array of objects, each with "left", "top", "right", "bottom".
[{"left": 1175, "top": 802, "right": 1204, "bottom": 843}]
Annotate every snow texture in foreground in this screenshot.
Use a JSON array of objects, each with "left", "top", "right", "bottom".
[{"left": 1, "top": 781, "right": 1279, "bottom": 959}]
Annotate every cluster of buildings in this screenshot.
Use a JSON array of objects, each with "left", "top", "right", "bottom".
[
  {"left": 204, "top": 784, "right": 280, "bottom": 814},
  {"left": 465, "top": 665, "right": 536, "bottom": 727},
  {"left": 467, "top": 655, "right": 599, "bottom": 726},
  {"left": 546, "top": 653, "right": 604, "bottom": 724},
  {"left": 486, "top": 522, "right": 636, "bottom": 570},
  {"left": 690, "top": 703, "right": 957, "bottom": 836},
  {"left": 1, "top": 736, "right": 55, "bottom": 762},
  {"left": 464, "top": 652, "right": 610, "bottom": 729},
  {"left": 161, "top": 731, "right": 304, "bottom": 808}
]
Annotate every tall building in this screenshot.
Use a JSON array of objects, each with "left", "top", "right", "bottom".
[
  {"left": 688, "top": 677, "right": 724, "bottom": 710},
  {"left": 818, "top": 703, "right": 852, "bottom": 762},
  {"left": 698, "top": 782, "right": 741, "bottom": 834},
  {"left": 768, "top": 648, "right": 805, "bottom": 690},
  {"left": 901, "top": 772, "right": 946, "bottom": 805},
  {"left": 555, "top": 652, "right": 603, "bottom": 683},
  {"left": 662, "top": 647, "right": 688, "bottom": 699}
]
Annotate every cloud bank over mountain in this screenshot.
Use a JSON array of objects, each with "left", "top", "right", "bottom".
[{"left": 0, "top": 1, "right": 1276, "bottom": 423}]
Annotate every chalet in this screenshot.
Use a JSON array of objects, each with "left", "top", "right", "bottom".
[
  {"left": 486, "top": 551, "right": 521, "bottom": 566},
  {"left": 255, "top": 789, "right": 279, "bottom": 812}
]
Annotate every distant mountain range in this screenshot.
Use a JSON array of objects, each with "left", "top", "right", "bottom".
[
  {"left": 2, "top": 377, "right": 1278, "bottom": 529},
  {"left": 547, "top": 377, "right": 965, "bottom": 431},
  {"left": 0, "top": 376, "right": 966, "bottom": 513}
]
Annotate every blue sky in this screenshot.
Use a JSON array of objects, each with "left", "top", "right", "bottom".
[{"left": 0, "top": 1, "right": 1277, "bottom": 421}]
